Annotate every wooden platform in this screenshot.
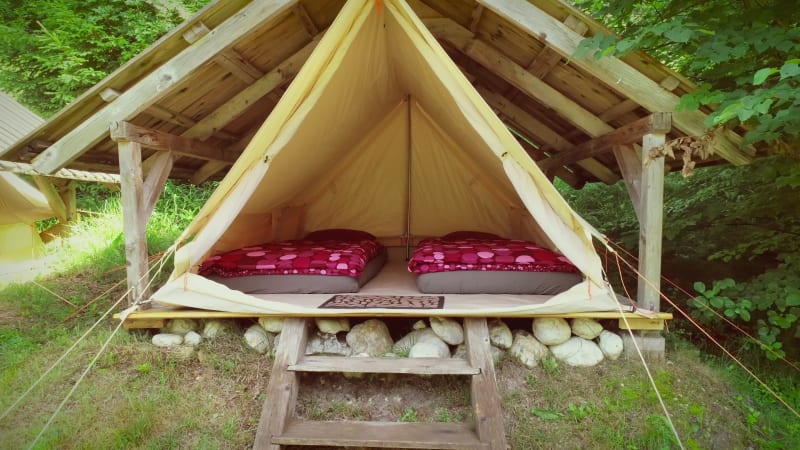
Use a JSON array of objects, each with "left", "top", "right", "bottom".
[
  {"left": 115, "top": 307, "right": 672, "bottom": 331},
  {"left": 252, "top": 318, "right": 507, "bottom": 449}
]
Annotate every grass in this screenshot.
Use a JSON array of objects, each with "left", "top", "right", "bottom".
[{"left": 1, "top": 182, "right": 799, "bottom": 449}]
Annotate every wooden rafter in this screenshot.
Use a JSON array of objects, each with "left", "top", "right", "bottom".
[
  {"left": 292, "top": 3, "right": 319, "bottom": 36},
  {"left": 109, "top": 121, "right": 238, "bottom": 164},
  {"left": 476, "top": 0, "right": 753, "bottom": 165},
  {"left": 31, "top": 0, "right": 299, "bottom": 174},
  {"left": 541, "top": 112, "right": 672, "bottom": 171},
  {"left": 183, "top": 22, "right": 265, "bottom": 84},
  {"left": 526, "top": 15, "right": 588, "bottom": 79}
]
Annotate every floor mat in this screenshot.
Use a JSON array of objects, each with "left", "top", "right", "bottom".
[{"left": 319, "top": 294, "right": 445, "bottom": 309}]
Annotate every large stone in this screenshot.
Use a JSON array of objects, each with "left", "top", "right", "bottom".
[
  {"left": 152, "top": 333, "right": 183, "bottom": 347},
  {"left": 454, "top": 344, "right": 505, "bottom": 365},
  {"left": 509, "top": 330, "right": 549, "bottom": 368},
  {"left": 316, "top": 318, "right": 351, "bottom": 334},
  {"left": 202, "top": 319, "right": 231, "bottom": 338},
  {"left": 258, "top": 317, "right": 285, "bottom": 333},
  {"left": 393, "top": 328, "right": 441, "bottom": 356},
  {"left": 306, "top": 331, "right": 352, "bottom": 356},
  {"left": 488, "top": 319, "right": 513, "bottom": 349},
  {"left": 571, "top": 318, "right": 604, "bottom": 340},
  {"left": 346, "top": 319, "right": 393, "bottom": 356},
  {"left": 412, "top": 319, "right": 428, "bottom": 330},
  {"left": 550, "top": 336, "right": 604, "bottom": 367},
  {"left": 409, "top": 339, "right": 450, "bottom": 358},
  {"left": 162, "top": 318, "right": 199, "bottom": 335},
  {"left": 430, "top": 317, "right": 463, "bottom": 345},
  {"left": 597, "top": 330, "right": 623, "bottom": 360},
  {"left": 532, "top": 317, "right": 571, "bottom": 345},
  {"left": 183, "top": 331, "right": 202, "bottom": 347},
  {"left": 244, "top": 325, "right": 274, "bottom": 354}
]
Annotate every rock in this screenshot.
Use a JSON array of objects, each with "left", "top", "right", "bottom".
[
  {"left": 152, "top": 333, "right": 183, "bottom": 347},
  {"left": 453, "top": 344, "right": 504, "bottom": 365},
  {"left": 183, "top": 331, "right": 202, "bottom": 346},
  {"left": 409, "top": 339, "right": 450, "bottom": 358},
  {"left": 412, "top": 319, "right": 427, "bottom": 330},
  {"left": 244, "top": 325, "right": 274, "bottom": 354},
  {"left": 393, "top": 328, "right": 441, "bottom": 356},
  {"left": 168, "top": 345, "right": 195, "bottom": 361},
  {"left": 453, "top": 344, "right": 467, "bottom": 359},
  {"left": 488, "top": 319, "right": 513, "bottom": 349},
  {"left": 316, "top": 318, "right": 350, "bottom": 334},
  {"left": 430, "top": 317, "right": 463, "bottom": 345},
  {"left": 346, "top": 319, "right": 393, "bottom": 356},
  {"left": 306, "top": 331, "right": 352, "bottom": 356},
  {"left": 509, "top": 330, "right": 549, "bottom": 368},
  {"left": 532, "top": 317, "right": 571, "bottom": 345},
  {"left": 550, "top": 336, "right": 604, "bottom": 367},
  {"left": 258, "top": 317, "right": 285, "bottom": 333},
  {"left": 162, "top": 318, "right": 199, "bottom": 335},
  {"left": 571, "top": 318, "right": 604, "bottom": 340},
  {"left": 597, "top": 330, "right": 623, "bottom": 360},
  {"left": 202, "top": 319, "right": 231, "bottom": 338}
]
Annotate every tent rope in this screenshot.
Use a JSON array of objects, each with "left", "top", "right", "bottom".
[
  {"left": 0, "top": 160, "right": 120, "bottom": 184},
  {"left": 608, "top": 242, "right": 800, "bottom": 420},
  {"left": 609, "top": 260, "right": 685, "bottom": 449},
  {"left": 608, "top": 238, "right": 799, "bottom": 373},
  {"left": 0, "top": 246, "right": 173, "bottom": 436}
]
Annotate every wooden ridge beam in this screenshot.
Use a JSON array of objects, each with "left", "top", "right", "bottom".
[
  {"left": 476, "top": 0, "right": 754, "bottom": 165},
  {"left": 541, "top": 113, "right": 672, "bottom": 171},
  {"left": 109, "top": 121, "right": 237, "bottom": 163},
  {"left": 31, "top": 0, "right": 298, "bottom": 174}
]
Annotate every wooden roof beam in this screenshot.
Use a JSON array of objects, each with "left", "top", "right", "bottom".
[
  {"left": 541, "top": 112, "right": 672, "bottom": 171},
  {"left": 476, "top": 0, "right": 753, "bottom": 165},
  {"left": 469, "top": 5, "right": 484, "bottom": 33},
  {"left": 109, "top": 121, "right": 238, "bottom": 164},
  {"left": 183, "top": 22, "right": 265, "bottom": 84},
  {"left": 292, "top": 3, "right": 319, "bottom": 36},
  {"left": 31, "top": 0, "right": 298, "bottom": 175},
  {"left": 526, "top": 15, "right": 588, "bottom": 79},
  {"left": 476, "top": 85, "right": 618, "bottom": 184}
]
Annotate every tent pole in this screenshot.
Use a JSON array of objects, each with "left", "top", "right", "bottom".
[{"left": 405, "top": 95, "right": 412, "bottom": 260}]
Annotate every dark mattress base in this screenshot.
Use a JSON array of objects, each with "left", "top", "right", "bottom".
[
  {"left": 415, "top": 270, "right": 582, "bottom": 295},
  {"left": 208, "top": 251, "right": 387, "bottom": 294}
]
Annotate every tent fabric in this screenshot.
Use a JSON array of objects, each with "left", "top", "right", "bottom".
[
  {"left": 153, "top": 0, "right": 623, "bottom": 315},
  {"left": 0, "top": 169, "right": 52, "bottom": 264}
]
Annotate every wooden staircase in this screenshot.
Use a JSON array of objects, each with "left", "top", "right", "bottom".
[{"left": 253, "top": 317, "right": 507, "bottom": 449}]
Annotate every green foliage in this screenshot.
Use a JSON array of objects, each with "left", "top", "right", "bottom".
[
  {"left": 573, "top": 0, "right": 800, "bottom": 147},
  {"left": 0, "top": 0, "right": 206, "bottom": 116}
]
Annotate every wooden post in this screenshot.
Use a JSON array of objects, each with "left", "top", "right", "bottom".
[
  {"left": 118, "top": 140, "right": 149, "bottom": 304},
  {"left": 637, "top": 133, "right": 666, "bottom": 311}
]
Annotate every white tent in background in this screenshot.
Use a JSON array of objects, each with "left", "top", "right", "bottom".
[{"left": 151, "top": 0, "right": 624, "bottom": 316}]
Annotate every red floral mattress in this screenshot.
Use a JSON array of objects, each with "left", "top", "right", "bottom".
[
  {"left": 407, "top": 237, "right": 579, "bottom": 275},
  {"left": 199, "top": 239, "right": 384, "bottom": 278}
]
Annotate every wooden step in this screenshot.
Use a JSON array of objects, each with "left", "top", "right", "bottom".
[
  {"left": 289, "top": 355, "right": 480, "bottom": 375},
  {"left": 273, "top": 419, "right": 489, "bottom": 449}
]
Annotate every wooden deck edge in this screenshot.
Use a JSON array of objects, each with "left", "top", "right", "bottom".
[
  {"left": 115, "top": 308, "right": 674, "bottom": 329},
  {"left": 290, "top": 355, "right": 479, "bottom": 375}
]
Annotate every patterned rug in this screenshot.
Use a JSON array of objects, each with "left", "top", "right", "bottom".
[{"left": 319, "top": 294, "right": 445, "bottom": 309}]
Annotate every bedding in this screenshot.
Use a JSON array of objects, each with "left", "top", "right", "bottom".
[
  {"left": 408, "top": 236, "right": 582, "bottom": 294},
  {"left": 199, "top": 231, "right": 386, "bottom": 294}
]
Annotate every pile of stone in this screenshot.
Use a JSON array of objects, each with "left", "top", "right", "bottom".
[{"left": 151, "top": 316, "right": 624, "bottom": 368}]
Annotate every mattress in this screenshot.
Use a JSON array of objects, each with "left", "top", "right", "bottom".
[{"left": 415, "top": 270, "right": 581, "bottom": 294}]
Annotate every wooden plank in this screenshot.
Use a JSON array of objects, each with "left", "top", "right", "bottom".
[
  {"left": 142, "top": 151, "right": 174, "bottom": 219},
  {"left": 469, "top": 5, "right": 484, "bottom": 33},
  {"left": 31, "top": 0, "right": 298, "bottom": 174},
  {"left": 613, "top": 144, "right": 643, "bottom": 221},
  {"left": 475, "top": 0, "right": 753, "bottom": 165},
  {"left": 292, "top": 3, "right": 319, "bottom": 36},
  {"left": 122, "top": 318, "right": 166, "bottom": 330},
  {"left": 476, "top": 85, "right": 618, "bottom": 184},
  {"left": 274, "top": 420, "right": 488, "bottom": 449},
  {"left": 637, "top": 132, "right": 666, "bottom": 312},
  {"left": 109, "top": 121, "right": 238, "bottom": 163},
  {"left": 526, "top": 15, "right": 588, "bottom": 79},
  {"left": 290, "top": 356, "right": 479, "bottom": 375},
  {"left": 254, "top": 317, "right": 309, "bottom": 450},
  {"left": 619, "top": 318, "right": 665, "bottom": 331},
  {"left": 463, "top": 318, "right": 507, "bottom": 449},
  {"left": 190, "top": 160, "right": 230, "bottom": 185},
  {"left": 32, "top": 176, "right": 69, "bottom": 223},
  {"left": 118, "top": 141, "right": 149, "bottom": 304},
  {"left": 216, "top": 49, "right": 265, "bottom": 84},
  {"left": 540, "top": 112, "right": 671, "bottom": 171}
]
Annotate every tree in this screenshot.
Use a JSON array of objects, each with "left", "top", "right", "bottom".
[
  {"left": 0, "top": 0, "right": 207, "bottom": 117},
  {"left": 572, "top": 0, "right": 800, "bottom": 151}
]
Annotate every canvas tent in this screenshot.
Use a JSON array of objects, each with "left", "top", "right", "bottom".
[{"left": 151, "top": 0, "right": 627, "bottom": 316}]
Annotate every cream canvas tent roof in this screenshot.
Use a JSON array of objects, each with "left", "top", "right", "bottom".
[
  {"left": 0, "top": 93, "right": 52, "bottom": 263},
  {"left": 151, "top": 0, "right": 625, "bottom": 316}
]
